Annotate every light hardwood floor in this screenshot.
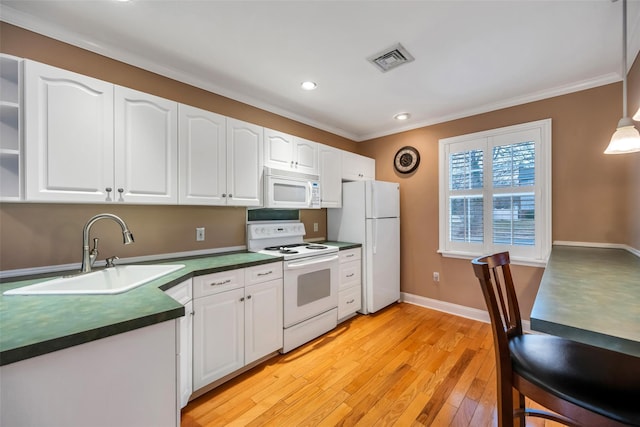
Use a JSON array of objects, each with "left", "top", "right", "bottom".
[{"left": 181, "top": 303, "right": 563, "bottom": 427}]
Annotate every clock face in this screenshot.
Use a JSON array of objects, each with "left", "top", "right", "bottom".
[{"left": 394, "top": 146, "right": 420, "bottom": 174}]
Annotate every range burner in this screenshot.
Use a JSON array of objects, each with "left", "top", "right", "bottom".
[
  {"left": 279, "top": 249, "right": 298, "bottom": 254},
  {"left": 307, "top": 245, "right": 328, "bottom": 250}
]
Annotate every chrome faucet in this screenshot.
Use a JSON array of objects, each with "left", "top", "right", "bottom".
[{"left": 81, "top": 213, "right": 134, "bottom": 273}]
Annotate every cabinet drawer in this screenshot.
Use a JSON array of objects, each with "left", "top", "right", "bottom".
[
  {"left": 339, "top": 260, "right": 361, "bottom": 290},
  {"left": 164, "top": 278, "right": 193, "bottom": 305},
  {"left": 193, "top": 269, "right": 244, "bottom": 298},
  {"left": 245, "top": 262, "right": 282, "bottom": 286},
  {"left": 339, "top": 248, "right": 361, "bottom": 263},
  {"left": 338, "top": 286, "right": 361, "bottom": 320}
]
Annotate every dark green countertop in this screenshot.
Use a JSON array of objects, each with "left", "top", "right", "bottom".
[
  {"left": 0, "top": 251, "right": 282, "bottom": 366},
  {"left": 530, "top": 245, "right": 640, "bottom": 357},
  {"left": 322, "top": 241, "right": 362, "bottom": 250}
]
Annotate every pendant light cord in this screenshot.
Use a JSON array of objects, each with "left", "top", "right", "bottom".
[{"left": 622, "top": 0, "right": 628, "bottom": 118}]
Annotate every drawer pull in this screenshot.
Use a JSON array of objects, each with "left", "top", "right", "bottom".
[
  {"left": 347, "top": 299, "right": 355, "bottom": 304},
  {"left": 210, "top": 279, "right": 231, "bottom": 286},
  {"left": 346, "top": 273, "right": 355, "bottom": 278},
  {"left": 346, "top": 253, "right": 354, "bottom": 257},
  {"left": 257, "top": 271, "right": 273, "bottom": 276}
]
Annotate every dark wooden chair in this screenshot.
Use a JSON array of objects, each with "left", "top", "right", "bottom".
[{"left": 471, "top": 252, "right": 640, "bottom": 427}]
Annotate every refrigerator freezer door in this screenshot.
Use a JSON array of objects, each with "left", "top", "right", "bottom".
[
  {"left": 364, "top": 217, "right": 400, "bottom": 313},
  {"left": 366, "top": 181, "right": 400, "bottom": 219}
]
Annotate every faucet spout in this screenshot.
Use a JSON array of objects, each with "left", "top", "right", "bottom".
[{"left": 81, "top": 213, "right": 134, "bottom": 273}]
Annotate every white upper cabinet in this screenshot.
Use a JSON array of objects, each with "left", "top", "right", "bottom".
[
  {"left": 24, "top": 60, "right": 115, "bottom": 202},
  {"left": 24, "top": 60, "right": 178, "bottom": 204},
  {"left": 264, "top": 128, "right": 318, "bottom": 175},
  {"left": 318, "top": 143, "right": 342, "bottom": 208},
  {"left": 0, "top": 54, "right": 23, "bottom": 201},
  {"left": 226, "top": 118, "right": 263, "bottom": 206},
  {"left": 178, "top": 104, "right": 227, "bottom": 205},
  {"left": 341, "top": 151, "right": 375, "bottom": 181},
  {"left": 115, "top": 86, "right": 178, "bottom": 204}
]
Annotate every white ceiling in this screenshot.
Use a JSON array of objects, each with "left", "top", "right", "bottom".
[{"left": 2, "top": 0, "right": 640, "bottom": 141}]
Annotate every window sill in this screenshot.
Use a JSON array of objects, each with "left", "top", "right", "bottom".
[{"left": 437, "top": 249, "right": 548, "bottom": 268}]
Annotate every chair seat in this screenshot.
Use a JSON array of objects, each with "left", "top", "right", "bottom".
[{"left": 509, "top": 334, "right": 640, "bottom": 425}]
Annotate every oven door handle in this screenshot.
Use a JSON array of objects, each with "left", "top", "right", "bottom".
[{"left": 286, "top": 254, "right": 339, "bottom": 269}]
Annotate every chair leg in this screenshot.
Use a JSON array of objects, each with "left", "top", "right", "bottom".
[
  {"left": 496, "top": 381, "right": 516, "bottom": 427},
  {"left": 515, "top": 390, "right": 526, "bottom": 427}
]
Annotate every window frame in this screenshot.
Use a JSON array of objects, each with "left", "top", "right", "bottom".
[{"left": 438, "top": 119, "right": 552, "bottom": 267}]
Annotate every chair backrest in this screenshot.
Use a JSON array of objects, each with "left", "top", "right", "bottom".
[{"left": 472, "top": 252, "right": 523, "bottom": 373}]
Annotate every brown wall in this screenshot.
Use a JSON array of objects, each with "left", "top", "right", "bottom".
[
  {"left": 0, "top": 23, "right": 341, "bottom": 271},
  {"left": 359, "top": 57, "right": 640, "bottom": 318},
  {"left": 1, "top": 22, "right": 638, "bottom": 321}
]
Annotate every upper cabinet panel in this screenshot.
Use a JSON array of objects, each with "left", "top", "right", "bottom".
[
  {"left": 341, "top": 151, "right": 375, "bottom": 181},
  {"left": 263, "top": 128, "right": 318, "bottom": 175},
  {"left": 178, "top": 104, "right": 227, "bottom": 205},
  {"left": 114, "top": 86, "right": 178, "bottom": 204},
  {"left": 24, "top": 60, "right": 115, "bottom": 202},
  {"left": 226, "top": 118, "right": 263, "bottom": 206}
]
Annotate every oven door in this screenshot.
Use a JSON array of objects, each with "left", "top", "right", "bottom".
[{"left": 283, "top": 253, "right": 339, "bottom": 328}]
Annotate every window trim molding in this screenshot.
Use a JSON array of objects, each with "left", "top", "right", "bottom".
[{"left": 438, "top": 119, "right": 552, "bottom": 265}]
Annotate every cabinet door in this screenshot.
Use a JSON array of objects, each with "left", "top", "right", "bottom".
[
  {"left": 178, "top": 300, "right": 193, "bottom": 408},
  {"left": 178, "top": 105, "right": 226, "bottom": 205},
  {"left": 341, "top": 151, "right": 376, "bottom": 181},
  {"left": 24, "top": 60, "right": 114, "bottom": 202},
  {"left": 264, "top": 128, "right": 293, "bottom": 170},
  {"left": 245, "top": 278, "right": 283, "bottom": 364},
  {"left": 293, "top": 137, "right": 318, "bottom": 175},
  {"left": 318, "top": 144, "right": 342, "bottom": 208},
  {"left": 226, "top": 118, "right": 263, "bottom": 206},
  {"left": 115, "top": 86, "right": 178, "bottom": 204},
  {"left": 192, "top": 288, "right": 244, "bottom": 390}
]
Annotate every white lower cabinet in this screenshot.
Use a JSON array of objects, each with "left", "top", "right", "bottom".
[
  {"left": 164, "top": 279, "right": 193, "bottom": 411},
  {"left": 0, "top": 321, "right": 177, "bottom": 427},
  {"left": 192, "top": 262, "right": 283, "bottom": 391},
  {"left": 338, "top": 248, "right": 362, "bottom": 321}
]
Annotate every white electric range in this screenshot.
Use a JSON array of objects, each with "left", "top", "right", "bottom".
[{"left": 247, "top": 222, "right": 339, "bottom": 352}]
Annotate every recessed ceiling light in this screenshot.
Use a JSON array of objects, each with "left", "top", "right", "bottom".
[
  {"left": 394, "top": 112, "right": 411, "bottom": 121},
  {"left": 301, "top": 81, "right": 317, "bottom": 91}
]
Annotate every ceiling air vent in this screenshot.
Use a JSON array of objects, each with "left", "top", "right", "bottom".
[{"left": 367, "top": 43, "right": 415, "bottom": 73}]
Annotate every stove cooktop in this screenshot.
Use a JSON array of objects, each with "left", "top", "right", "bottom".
[{"left": 247, "top": 223, "right": 338, "bottom": 260}]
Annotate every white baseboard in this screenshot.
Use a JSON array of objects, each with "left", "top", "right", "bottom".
[
  {"left": 553, "top": 241, "right": 640, "bottom": 258},
  {"left": 401, "top": 292, "right": 531, "bottom": 333}
]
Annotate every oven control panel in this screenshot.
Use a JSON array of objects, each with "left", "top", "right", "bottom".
[{"left": 247, "top": 223, "right": 306, "bottom": 240}]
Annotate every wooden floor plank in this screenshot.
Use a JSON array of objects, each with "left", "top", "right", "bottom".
[{"left": 181, "top": 303, "right": 566, "bottom": 427}]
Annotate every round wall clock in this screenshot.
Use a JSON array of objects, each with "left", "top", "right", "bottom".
[{"left": 394, "top": 146, "right": 420, "bottom": 174}]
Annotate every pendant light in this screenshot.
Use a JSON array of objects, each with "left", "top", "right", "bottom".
[{"left": 604, "top": 0, "right": 640, "bottom": 154}]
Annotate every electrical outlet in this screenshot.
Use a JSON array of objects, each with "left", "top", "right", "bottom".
[
  {"left": 196, "top": 227, "right": 205, "bottom": 241},
  {"left": 433, "top": 272, "right": 440, "bottom": 282},
  {"left": 313, "top": 222, "right": 319, "bottom": 232}
]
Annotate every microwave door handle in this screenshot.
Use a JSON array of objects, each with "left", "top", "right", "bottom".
[{"left": 307, "top": 182, "right": 312, "bottom": 207}]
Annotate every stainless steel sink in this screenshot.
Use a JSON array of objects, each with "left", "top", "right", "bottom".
[{"left": 3, "top": 264, "right": 185, "bottom": 295}]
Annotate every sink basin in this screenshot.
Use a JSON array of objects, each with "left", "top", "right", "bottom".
[{"left": 3, "top": 264, "right": 186, "bottom": 295}]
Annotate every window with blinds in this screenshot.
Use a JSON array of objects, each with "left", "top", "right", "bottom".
[{"left": 438, "top": 119, "right": 551, "bottom": 265}]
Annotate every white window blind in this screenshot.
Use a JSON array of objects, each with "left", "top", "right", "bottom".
[{"left": 438, "top": 119, "right": 551, "bottom": 266}]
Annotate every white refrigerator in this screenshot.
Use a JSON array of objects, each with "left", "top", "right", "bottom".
[{"left": 328, "top": 180, "right": 400, "bottom": 314}]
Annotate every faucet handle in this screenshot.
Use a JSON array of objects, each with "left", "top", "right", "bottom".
[{"left": 105, "top": 256, "right": 119, "bottom": 268}]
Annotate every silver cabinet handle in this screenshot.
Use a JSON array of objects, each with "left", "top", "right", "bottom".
[
  {"left": 222, "top": 193, "right": 227, "bottom": 198},
  {"left": 105, "top": 187, "right": 112, "bottom": 193},
  {"left": 118, "top": 188, "right": 124, "bottom": 193},
  {"left": 346, "top": 253, "right": 354, "bottom": 258},
  {"left": 257, "top": 271, "right": 273, "bottom": 276},
  {"left": 240, "top": 297, "right": 245, "bottom": 302},
  {"left": 346, "top": 273, "right": 354, "bottom": 278},
  {"left": 347, "top": 299, "right": 355, "bottom": 304},
  {"left": 228, "top": 194, "right": 232, "bottom": 198},
  {"left": 247, "top": 295, "right": 252, "bottom": 300},
  {"left": 210, "top": 279, "right": 231, "bottom": 286}
]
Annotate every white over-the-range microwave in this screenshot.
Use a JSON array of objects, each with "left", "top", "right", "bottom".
[{"left": 262, "top": 167, "right": 321, "bottom": 209}]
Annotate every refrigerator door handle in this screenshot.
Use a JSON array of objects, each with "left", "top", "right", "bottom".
[{"left": 372, "top": 219, "right": 377, "bottom": 254}]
